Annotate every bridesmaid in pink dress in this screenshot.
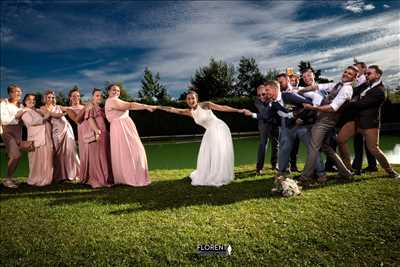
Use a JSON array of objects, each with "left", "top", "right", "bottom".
[
  {"left": 78, "top": 88, "right": 113, "bottom": 188},
  {"left": 105, "top": 84, "right": 155, "bottom": 186},
  {"left": 41, "top": 90, "right": 80, "bottom": 182},
  {"left": 21, "top": 94, "right": 54, "bottom": 186},
  {"left": 63, "top": 88, "right": 88, "bottom": 183}
]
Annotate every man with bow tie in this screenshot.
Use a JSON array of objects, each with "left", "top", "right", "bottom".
[
  {"left": 336, "top": 65, "right": 399, "bottom": 179},
  {"left": 299, "top": 66, "right": 360, "bottom": 184}
]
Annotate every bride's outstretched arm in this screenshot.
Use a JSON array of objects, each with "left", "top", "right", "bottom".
[
  {"left": 202, "top": 101, "right": 244, "bottom": 113},
  {"left": 157, "top": 106, "right": 192, "bottom": 117}
]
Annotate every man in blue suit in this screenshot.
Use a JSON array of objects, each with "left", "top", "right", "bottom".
[
  {"left": 244, "top": 81, "right": 325, "bottom": 178},
  {"left": 264, "top": 81, "right": 325, "bottom": 178}
]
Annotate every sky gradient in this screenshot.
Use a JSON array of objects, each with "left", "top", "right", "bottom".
[{"left": 1, "top": 0, "right": 399, "bottom": 99}]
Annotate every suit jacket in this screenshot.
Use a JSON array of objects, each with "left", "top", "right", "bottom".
[
  {"left": 254, "top": 99, "right": 280, "bottom": 128},
  {"left": 281, "top": 92, "right": 317, "bottom": 127},
  {"left": 345, "top": 81, "right": 385, "bottom": 129},
  {"left": 255, "top": 93, "right": 316, "bottom": 129}
]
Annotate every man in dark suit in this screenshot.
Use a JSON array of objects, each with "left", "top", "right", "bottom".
[
  {"left": 351, "top": 62, "right": 377, "bottom": 174},
  {"left": 248, "top": 84, "right": 279, "bottom": 175},
  {"left": 352, "top": 132, "right": 377, "bottom": 174},
  {"left": 336, "top": 65, "right": 399, "bottom": 178},
  {"left": 262, "top": 80, "right": 325, "bottom": 178}
]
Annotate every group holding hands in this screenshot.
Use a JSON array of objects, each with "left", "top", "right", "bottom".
[{"left": 1, "top": 62, "right": 398, "bottom": 192}]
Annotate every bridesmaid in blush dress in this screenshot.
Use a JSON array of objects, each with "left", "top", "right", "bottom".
[
  {"left": 21, "top": 94, "right": 54, "bottom": 186},
  {"left": 80, "top": 88, "right": 113, "bottom": 188},
  {"left": 41, "top": 90, "right": 80, "bottom": 182},
  {"left": 63, "top": 87, "right": 89, "bottom": 183},
  {"left": 105, "top": 84, "right": 156, "bottom": 186}
]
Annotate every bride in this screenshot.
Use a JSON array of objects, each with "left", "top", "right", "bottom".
[{"left": 158, "top": 90, "right": 244, "bottom": 187}]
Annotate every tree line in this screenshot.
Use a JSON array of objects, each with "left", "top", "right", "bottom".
[{"left": 30, "top": 57, "right": 400, "bottom": 107}]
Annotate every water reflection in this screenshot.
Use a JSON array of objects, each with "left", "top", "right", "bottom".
[{"left": 386, "top": 144, "right": 400, "bottom": 164}]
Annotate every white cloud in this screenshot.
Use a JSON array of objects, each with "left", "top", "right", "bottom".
[
  {"left": 383, "top": 4, "right": 390, "bottom": 9},
  {"left": 50, "top": 59, "right": 104, "bottom": 73},
  {"left": 363, "top": 4, "right": 375, "bottom": 11},
  {"left": 1, "top": 1, "right": 399, "bottom": 97},
  {"left": 344, "top": 0, "right": 364, "bottom": 13},
  {"left": 135, "top": 2, "right": 399, "bottom": 91},
  {"left": 343, "top": 0, "right": 375, "bottom": 13}
]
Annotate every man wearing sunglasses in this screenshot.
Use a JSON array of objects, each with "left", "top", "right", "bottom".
[{"left": 244, "top": 84, "right": 279, "bottom": 175}]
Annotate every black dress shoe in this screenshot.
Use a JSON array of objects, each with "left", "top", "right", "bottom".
[
  {"left": 324, "top": 166, "right": 338, "bottom": 172},
  {"left": 290, "top": 166, "right": 299, "bottom": 172},
  {"left": 362, "top": 166, "right": 378, "bottom": 173},
  {"left": 296, "top": 176, "right": 310, "bottom": 186},
  {"left": 388, "top": 171, "right": 400, "bottom": 179},
  {"left": 353, "top": 169, "right": 361, "bottom": 175}
]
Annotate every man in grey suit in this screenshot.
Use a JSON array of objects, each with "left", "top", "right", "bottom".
[{"left": 251, "top": 84, "right": 279, "bottom": 175}]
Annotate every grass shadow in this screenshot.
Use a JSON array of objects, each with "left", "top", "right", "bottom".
[
  {"left": 234, "top": 169, "right": 258, "bottom": 180},
  {"left": 1, "top": 177, "right": 278, "bottom": 213},
  {"left": 1, "top": 172, "right": 395, "bottom": 215},
  {"left": 0, "top": 181, "right": 91, "bottom": 195},
  {"left": 297, "top": 172, "right": 393, "bottom": 191}
]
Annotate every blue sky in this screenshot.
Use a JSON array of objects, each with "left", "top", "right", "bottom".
[{"left": 1, "top": 0, "right": 399, "bottom": 99}]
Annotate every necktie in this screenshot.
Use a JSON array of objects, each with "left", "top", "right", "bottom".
[{"left": 321, "top": 82, "right": 343, "bottom": 105}]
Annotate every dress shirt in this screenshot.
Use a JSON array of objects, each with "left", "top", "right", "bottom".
[
  {"left": 0, "top": 99, "right": 23, "bottom": 125},
  {"left": 360, "top": 79, "right": 382, "bottom": 98},
  {"left": 318, "top": 81, "right": 353, "bottom": 111},
  {"left": 356, "top": 74, "right": 367, "bottom": 87}
]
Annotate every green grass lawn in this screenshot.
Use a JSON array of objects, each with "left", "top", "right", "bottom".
[
  {"left": 1, "top": 135, "right": 400, "bottom": 266},
  {"left": 1, "top": 134, "right": 399, "bottom": 175}
]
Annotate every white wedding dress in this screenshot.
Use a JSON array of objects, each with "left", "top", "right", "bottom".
[{"left": 190, "top": 105, "right": 234, "bottom": 186}]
